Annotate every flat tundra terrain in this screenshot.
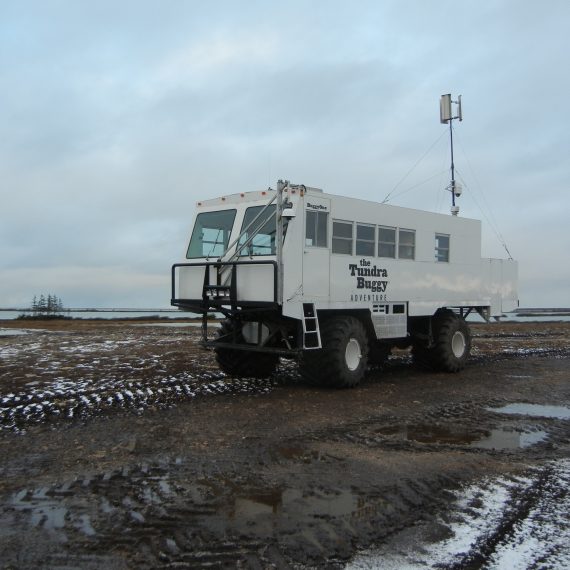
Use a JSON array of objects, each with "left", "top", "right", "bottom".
[{"left": 0, "top": 319, "right": 569, "bottom": 569}]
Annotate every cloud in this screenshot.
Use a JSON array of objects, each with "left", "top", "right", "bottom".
[{"left": 1, "top": 0, "right": 569, "bottom": 308}]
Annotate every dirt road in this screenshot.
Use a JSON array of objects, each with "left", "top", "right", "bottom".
[{"left": 0, "top": 319, "right": 569, "bottom": 568}]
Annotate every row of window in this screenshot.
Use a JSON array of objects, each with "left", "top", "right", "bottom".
[
  {"left": 187, "top": 208, "right": 451, "bottom": 262},
  {"left": 333, "top": 220, "right": 419, "bottom": 259},
  {"left": 307, "top": 211, "right": 450, "bottom": 262}
]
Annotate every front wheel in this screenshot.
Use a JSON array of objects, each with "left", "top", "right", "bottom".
[
  {"left": 300, "top": 316, "right": 369, "bottom": 388},
  {"left": 215, "top": 319, "right": 279, "bottom": 378}
]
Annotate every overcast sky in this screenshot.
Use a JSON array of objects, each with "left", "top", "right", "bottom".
[{"left": 1, "top": 0, "right": 568, "bottom": 309}]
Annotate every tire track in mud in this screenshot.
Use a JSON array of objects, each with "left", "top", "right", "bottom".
[
  {"left": 0, "top": 327, "right": 300, "bottom": 432},
  {"left": 0, "top": 453, "right": 462, "bottom": 569},
  {"left": 448, "top": 461, "right": 570, "bottom": 569},
  {"left": 0, "top": 373, "right": 278, "bottom": 433},
  {"left": 1, "top": 322, "right": 568, "bottom": 434},
  {"left": 348, "top": 459, "right": 570, "bottom": 569},
  {"left": 2, "top": 350, "right": 569, "bottom": 434}
]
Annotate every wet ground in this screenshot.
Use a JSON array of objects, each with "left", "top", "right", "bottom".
[{"left": 0, "top": 319, "right": 569, "bottom": 568}]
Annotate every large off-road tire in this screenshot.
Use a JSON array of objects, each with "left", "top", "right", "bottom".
[
  {"left": 300, "top": 316, "right": 369, "bottom": 388},
  {"left": 215, "top": 319, "right": 278, "bottom": 378},
  {"left": 431, "top": 311, "right": 471, "bottom": 372}
]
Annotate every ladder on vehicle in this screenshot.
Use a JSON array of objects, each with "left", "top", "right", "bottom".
[{"left": 302, "top": 303, "right": 321, "bottom": 349}]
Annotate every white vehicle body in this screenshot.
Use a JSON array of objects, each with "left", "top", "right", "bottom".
[{"left": 171, "top": 181, "right": 518, "bottom": 386}]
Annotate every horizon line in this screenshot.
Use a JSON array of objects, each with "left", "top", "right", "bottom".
[{"left": 0, "top": 307, "right": 182, "bottom": 312}]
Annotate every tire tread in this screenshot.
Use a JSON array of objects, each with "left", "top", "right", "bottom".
[
  {"left": 300, "top": 316, "right": 369, "bottom": 388},
  {"left": 215, "top": 320, "right": 278, "bottom": 378}
]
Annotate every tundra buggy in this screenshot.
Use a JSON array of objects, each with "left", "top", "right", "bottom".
[{"left": 171, "top": 180, "right": 518, "bottom": 387}]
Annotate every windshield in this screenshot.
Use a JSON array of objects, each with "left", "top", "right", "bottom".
[
  {"left": 237, "top": 205, "right": 287, "bottom": 257},
  {"left": 186, "top": 209, "right": 237, "bottom": 259}
]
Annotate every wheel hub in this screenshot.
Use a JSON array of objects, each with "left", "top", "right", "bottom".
[
  {"left": 451, "top": 330, "right": 466, "bottom": 358},
  {"left": 345, "top": 338, "right": 362, "bottom": 371}
]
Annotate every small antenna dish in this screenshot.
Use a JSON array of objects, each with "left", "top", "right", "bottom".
[
  {"left": 440, "top": 94, "right": 452, "bottom": 123},
  {"left": 440, "top": 93, "right": 463, "bottom": 215}
]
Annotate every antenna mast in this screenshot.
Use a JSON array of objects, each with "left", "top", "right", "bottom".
[{"left": 440, "top": 94, "right": 463, "bottom": 215}]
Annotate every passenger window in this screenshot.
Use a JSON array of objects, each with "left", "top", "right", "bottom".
[
  {"left": 398, "top": 229, "right": 415, "bottom": 260},
  {"left": 186, "top": 209, "right": 237, "bottom": 259},
  {"left": 332, "top": 220, "right": 353, "bottom": 254},
  {"left": 378, "top": 226, "right": 396, "bottom": 258},
  {"left": 356, "top": 223, "right": 375, "bottom": 256},
  {"left": 306, "top": 210, "right": 328, "bottom": 247},
  {"left": 435, "top": 233, "right": 450, "bottom": 262}
]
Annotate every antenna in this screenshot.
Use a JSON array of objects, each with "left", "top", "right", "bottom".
[{"left": 440, "top": 94, "right": 463, "bottom": 215}]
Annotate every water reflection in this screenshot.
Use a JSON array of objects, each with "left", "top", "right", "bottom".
[{"left": 376, "top": 424, "right": 547, "bottom": 449}]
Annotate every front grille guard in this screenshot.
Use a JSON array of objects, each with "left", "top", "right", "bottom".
[{"left": 171, "top": 260, "right": 285, "bottom": 350}]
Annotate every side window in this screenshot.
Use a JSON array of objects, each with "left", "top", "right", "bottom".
[
  {"left": 378, "top": 226, "right": 396, "bottom": 258},
  {"left": 306, "top": 210, "right": 328, "bottom": 247},
  {"left": 435, "top": 233, "right": 450, "bottom": 262},
  {"left": 238, "top": 205, "right": 278, "bottom": 256},
  {"left": 332, "top": 220, "right": 353, "bottom": 254},
  {"left": 356, "top": 223, "right": 375, "bottom": 256},
  {"left": 398, "top": 229, "right": 416, "bottom": 260}
]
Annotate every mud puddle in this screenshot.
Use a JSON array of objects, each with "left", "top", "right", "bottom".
[
  {"left": 0, "top": 457, "right": 388, "bottom": 568},
  {"left": 376, "top": 424, "right": 547, "bottom": 450},
  {"left": 225, "top": 485, "right": 373, "bottom": 525}
]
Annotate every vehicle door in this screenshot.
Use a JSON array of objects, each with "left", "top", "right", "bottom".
[{"left": 302, "top": 197, "right": 330, "bottom": 298}]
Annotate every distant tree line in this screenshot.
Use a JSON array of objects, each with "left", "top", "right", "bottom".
[
  {"left": 20, "top": 294, "right": 67, "bottom": 319},
  {"left": 33, "top": 294, "right": 64, "bottom": 316}
]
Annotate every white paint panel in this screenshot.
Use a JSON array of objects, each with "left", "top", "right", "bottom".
[
  {"left": 177, "top": 266, "right": 205, "bottom": 299},
  {"left": 235, "top": 264, "right": 275, "bottom": 302}
]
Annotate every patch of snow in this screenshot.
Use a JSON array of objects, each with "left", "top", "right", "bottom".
[
  {"left": 0, "top": 328, "right": 31, "bottom": 337},
  {"left": 348, "top": 460, "right": 570, "bottom": 570},
  {"left": 491, "top": 403, "right": 570, "bottom": 420}
]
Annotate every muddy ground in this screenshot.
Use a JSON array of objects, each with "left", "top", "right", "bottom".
[{"left": 0, "top": 319, "right": 569, "bottom": 569}]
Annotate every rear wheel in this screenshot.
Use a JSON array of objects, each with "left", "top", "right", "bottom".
[
  {"left": 215, "top": 319, "right": 279, "bottom": 378},
  {"left": 300, "top": 316, "right": 369, "bottom": 388},
  {"left": 431, "top": 311, "right": 471, "bottom": 372}
]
